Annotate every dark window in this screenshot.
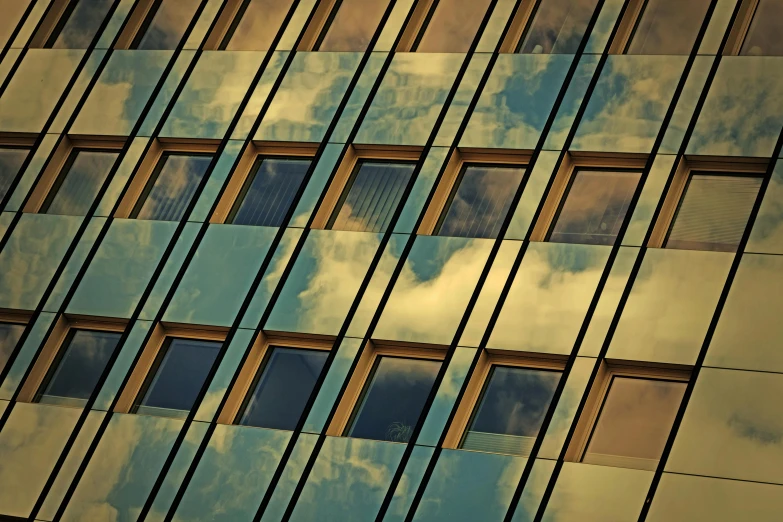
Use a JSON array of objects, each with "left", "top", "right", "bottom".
[
  {"left": 347, "top": 356, "right": 440, "bottom": 443},
  {"left": 582, "top": 376, "right": 686, "bottom": 470},
  {"left": 237, "top": 347, "right": 328, "bottom": 430},
  {"left": 131, "top": 153, "right": 213, "bottom": 222},
  {"left": 134, "top": 338, "right": 222, "bottom": 419},
  {"left": 740, "top": 0, "right": 783, "bottom": 56},
  {"left": 414, "top": 0, "right": 493, "bottom": 52},
  {"left": 461, "top": 367, "right": 560, "bottom": 456},
  {"left": 665, "top": 173, "right": 762, "bottom": 252},
  {"left": 437, "top": 165, "right": 525, "bottom": 239},
  {"left": 328, "top": 161, "right": 415, "bottom": 233},
  {"left": 625, "top": 0, "right": 711, "bottom": 54},
  {"left": 316, "top": 0, "right": 390, "bottom": 51},
  {"left": 518, "top": 0, "right": 599, "bottom": 54},
  {"left": 35, "top": 330, "right": 122, "bottom": 408},
  {"left": 228, "top": 157, "right": 311, "bottom": 227},
  {"left": 46, "top": 0, "right": 114, "bottom": 49},
  {"left": 41, "top": 149, "right": 119, "bottom": 216},
  {"left": 0, "top": 147, "right": 30, "bottom": 202},
  {"left": 220, "top": 0, "right": 294, "bottom": 51},
  {"left": 0, "top": 322, "right": 26, "bottom": 376},
  {"left": 548, "top": 169, "right": 641, "bottom": 246},
  {"left": 132, "top": 0, "right": 201, "bottom": 50}
]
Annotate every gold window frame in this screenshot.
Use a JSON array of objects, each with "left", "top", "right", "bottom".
[
  {"left": 28, "top": 0, "right": 74, "bottom": 48},
  {"left": 498, "top": 0, "right": 548, "bottom": 53},
  {"left": 395, "top": 0, "right": 437, "bottom": 52},
  {"left": 606, "top": 0, "right": 649, "bottom": 54},
  {"left": 723, "top": 0, "right": 762, "bottom": 55},
  {"left": 114, "top": 0, "right": 161, "bottom": 49}
]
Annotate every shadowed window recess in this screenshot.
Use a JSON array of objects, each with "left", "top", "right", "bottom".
[
  {"left": 237, "top": 347, "right": 328, "bottom": 429},
  {"left": 328, "top": 160, "right": 416, "bottom": 233},
  {"left": 0, "top": 321, "right": 26, "bottom": 376},
  {"left": 625, "top": 0, "right": 711, "bottom": 54},
  {"left": 518, "top": 0, "right": 599, "bottom": 54},
  {"left": 41, "top": 149, "right": 119, "bottom": 216},
  {"left": 461, "top": 367, "right": 561, "bottom": 456},
  {"left": 220, "top": 0, "right": 294, "bottom": 50},
  {"left": 414, "top": 0, "right": 493, "bottom": 52},
  {"left": 228, "top": 157, "right": 311, "bottom": 227},
  {"left": 35, "top": 330, "right": 122, "bottom": 408},
  {"left": 665, "top": 173, "right": 762, "bottom": 252},
  {"left": 45, "top": 0, "right": 114, "bottom": 49},
  {"left": 0, "top": 147, "right": 30, "bottom": 202},
  {"left": 437, "top": 165, "right": 526, "bottom": 239},
  {"left": 133, "top": 338, "right": 222, "bottom": 419},
  {"left": 549, "top": 169, "right": 641, "bottom": 245},
  {"left": 740, "top": 0, "right": 783, "bottom": 56},
  {"left": 132, "top": 0, "right": 201, "bottom": 50},
  {"left": 347, "top": 356, "right": 440, "bottom": 443},
  {"left": 131, "top": 153, "right": 213, "bottom": 221},
  {"left": 316, "top": 0, "right": 391, "bottom": 51}
]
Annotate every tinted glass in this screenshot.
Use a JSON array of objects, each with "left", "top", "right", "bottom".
[
  {"left": 229, "top": 157, "right": 311, "bottom": 227},
  {"left": 666, "top": 174, "right": 762, "bottom": 252},
  {"left": 0, "top": 322, "right": 25, "bottom": 375},
  {"left": 0, "top": 0, "right": 31, "bottom": 49},
  {"left": 626, "top": 0, "right": 711, "bottom": 54},
  {"left": 329, "top": 161, "right": 415, "bottom": 233},
  {"left": 583, "top": 377, "right": 686, "bottom": 470},
  {"left": 42, "top": 150, "right": 119, "bottom": 216},
  {"left": 438, "top": 165, "right": 525, "bottom": 239},
  {"left": 134, "top": 0, "right": 201, "bottom": 50},
  {"left": 415, "top": 0, "right": 493, "bottom": 52},
  {"left": 36, "top": 330, "right": 122, "bottom": 407},
  {"left": 462, "top": 366, "right": 560, "bottom": 456},
  {"left": 222, "top": 0, "right": 294, "bottom": 50},
  {"left": 238, "top": 347, "right": 328, "bottom": 429},
  {"left": 348, "top": 356, "right": 440, "bottom": 443},
  {"left": 0, "top": 147, "right": 29, "bottom": 202},
  {"left": 549, "top": 170, "right": 641, "bottom": 245},
  {"left": 740, "top": 0, "right": 783, "bottom": 56},
  {"left": 318, "top": 0, "right": 390, "bottom": 51},
  {"left": 133, "top": 153, "right": 213, "bottom": 221},
  {"left": 518, "top": 0, "right": 599, "bottom": 54},
  {"left": 135, "top": 338, "right": 222, "bottom": 418},
  {"left": 49, "top": 0, "right": 113, "bottom": 49}
]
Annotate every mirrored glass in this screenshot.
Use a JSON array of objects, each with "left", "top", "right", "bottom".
[
  {"left": 49, "top": 0, "right": 113, "bottom": 48},
  {"left": 0, "top": 313, "right": 55, "bottom": 400},
  {"left": 0, "top": 147, "right": 29, "bottom": 202},
  {"left": 626, "top": 0, "right": 710, "bottom": 54},
  {"left": 415, "top": 0, "right": 492, "bottom": 52},
  {"left": 222, "top": 0, "right": 294, "bottom": 50},
  {"left": 0, "top": 321, "right": 25, "bottom": 375},
  {"left": 288, "top": 144, "right": 343, "bottom": 227},
  {"left": 433, "top": 53, "right": 491, "bottom": 146},
  {"left": 42, "top": 150, "right": 119, "bottom": 216},
  {"left": 318, "top": 0, "right": 390, "bottom": 51},
  {"left": 194, "top": 329, "right": 254, "bottom": 422},
  {"left": 332, "top": 53, "right": 389, "bottom": 142},
  {"left": 382, "top": 445, "right": 434, "bottom": 522},
  {"left": 747, "top": 160, "right": 783, "bottom": 253},
  {"left": 741, "top": 0, "right": 783, "bottom": 56},
  {"left": 509, "top": 457, "right": 556, "bottom": 521},
  {"left": 133, "top": 0, "right": 201, "bottom": 50},
  {"left": 621, "top": 154, "right": 676, "bottom": 246},
  {"left": 519, "top": 0, "right": 599, "bottom": 54},
  {"left": 0, "top": 0, "right": 31, "bottom": 48},
  {"left": 133, "top": 153, "right": 213, "bottom": 221},
  {"left": 543, "top": 54, "right": 601, "bottom": 150},
  {"left": 394, "top": 147, "right": 450, "bottom": 233},
  {"left": 659, "top": 57, "right": 711, "bottom": 154}
]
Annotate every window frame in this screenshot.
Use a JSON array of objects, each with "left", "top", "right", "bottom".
[
  {"left": 395, "top": 0, "right": 437, "bottom": 52},
  {"left": 115, "top": 0, "right": 199, "bottom": 50},
  {"left": 0, "top": 310, "right": 32, "bottom": 375},
  {"left": 606, "top": 0, "right": 654, "bottom": 54},
  {"left": 499, "top": 0, "right": 560, "bottom": 53},
  {"left": 0, "top": 135, "right": 36, "bottom": 203},
  {"left": 723, "top": 0, "right": 765, "bottom": 55},
  {"left": 203, "top": 0, "right": 298, "bottom": 50},
  {"left": 29, "top": 0, "right": 77, "bottom": 48}
]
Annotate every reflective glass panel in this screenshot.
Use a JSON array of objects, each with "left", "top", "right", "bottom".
[
  {"left": 228, "top": 157, "right": 311, "bottom": 227},
  {"left": 238, "top": 347, "right": 328, "bottom": 429},
  {"left": 329, "top": 161, "right": 416, "bottom": 233},
  {"left": 0, "top": 147, "right": 29, "bottom": 202},
  {"left": 42, "top": 150, "right": 119, "bottom": 216},
  {"left": 0, "top": 322, "right": 25, "bottom": 375},
  {"left": 626, "top": 0, "right": 711, "bottom": 54},
  {"left": 549, "top": 170, "right": 641, "bottom": 245},
  {"left": 583, "top": 376, "right": 686, "bottom": 470},
  {"left": 132, "top": 153, "right": 213, "bottom": 221},
  {"left": 461, "top": 367, "right": 560, "bottom": 456},
  {"left": 317, "top": 0, "right": 390, "bottom": 51},
  {"left": 222, "top": 0, "right": 294, "bottom": 50},
  {"left": 133, "top": 0, "right": 201, "bottom": 50},
  {"left": 666, "top": 174, "right": 762, "bottom": 252},
  {"left": 347, "top": 356, "right": 440, "bottom": 443},
  {"left": 518, "top": 0, "right": 599, "bottom": 54},
  {"left": 134, "top": 338, "right": 222, "bottom": 418},
  {"left": 48, "top": 0, "right": 114, "bottom": 49},
  {"left": 415, "top": 0, "right": 493, "bottom": 52},
  {"left": 741, "top": 0, "right": 783, "bottom": 56},
  {"left": 437, "top": 165, "right": 525, "bottom": 239},
  {"left": 36, "top": 329, "right": 122, "bottom": 407}
]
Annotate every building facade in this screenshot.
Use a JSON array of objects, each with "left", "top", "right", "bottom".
[{"left": 0, "top": 0, "right": 782, "bottom": 520}]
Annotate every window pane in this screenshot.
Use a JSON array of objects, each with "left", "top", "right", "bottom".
[
  {"left": 36, "top": 330, "right": 122, "bottom": 408},
  {"left": 415, "top": 0, "right": 493, "bottom": 52},
  {"left": 135, "top": 338, "right": 221, "bottom": 418},
  {"left": 438, "top": 165, "right": 525, "bottom": 239},
  {"left": 223, "top": 0, "right": 294, "bottom": 50},
  {"left": 462, "top": 367, "right": 560, "bottom": 456},
  {"left": 0, "top": 322, "right": 25, "bottom": 376},
  {"left": 0, "top": 147, "right": 30, "bottom": 201},
  {"left": 583, "top": 377, "right": 686, "bottom": 470},
  {"left": 549, "top": 170, "right": 641, "bottom": 246},
  {"left": 0, "top": 0, "right": 31, "bottom": 49},
  {"left": 348, "top": 357, "right": 440, "bottom": 443},
  {"left": 518, "top": 0, "right": 599, "bottom": 54},
  {"left": 741, "top": 0, "right": 783, "bottom": 56},
  {"left": 329, "top": 161, "right": 415, "bottom": 233},
  {"left": 133, "top": 153, "right": 213, "bottom": 222},
  {"left": 318, "top": 0, "right": 390, "bottom": 51},
  {"left": 50, "top": 0, "right": 114, "bottom": 49},
  {"left": 43, "top": 150, "right": 119, "bottom": 216},
  {"left": 134, "top": 0, "right": 201, "bottom": 50},
  {"left": 238, "top": 347, "right": 328, "bottom": 430},
  {"left": 626, "top": 0, "right": 711, "bottom": 54},
  {"left": 229, "top": 157, "right": 311, "bottom": 227},
  {"left": 666, "top": 174, "right": 762, "bottom": 252}
]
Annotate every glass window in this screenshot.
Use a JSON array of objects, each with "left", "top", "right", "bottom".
[
  {"left": 35, "top": 330, "right": 122, "bottom": 408},
  {"left": 221, "top": 0, "right": 294, "bottom": 50},
  {"left": 131, "top": 153, "right": 213, "bottom": 222},
  {"left": 0, "top": 321, "right": 26, "bottom": 375},
  {"left": 134, "top": 338, "right": 222, "bottom": 419},
  {"left": 414, "top": 0, "right": 493, "bottom": 52},
  {"left": 666, "top": 173, "right": 762, "bottom": 252},
  {"left": 548, "top": 170, "right": 641, "bottom": 246},
  {"left": 0, "top": 147, "right": 30, "bottom": 202},
  {"left": 437, "top": 165, "right": 525, "bottom": 239},
  {"left": 41, "top": 149, "right": 119, "bottom": 216},
  {"left": 582, "top": 377, "right": 686, "bottom": 470},
  {"left": 347, "top": 356, "right": 440, "bottom": 443},
  {"left": 228, "top": 157, "right": 311, "bottom": 227},
  {"left": 518, "top": 0, "right": 599, "bottom": 54},
  {"left": 626, "top": 0, "right": 711, "bottom": 54},
  {"left": 740, "top": 0, "right": 783, "bottom": 56},
  {"left": 317, "top": 0, "right": 390, "bottom": 51},
  {"left": 328, "top": 161, "right": 416, "bottom": 233},
  {"left": 237, "top": 347, "right": 328, "bottom": 429},
  {"left": 46, "top": 0, "right": 114, "bottom": 49},
  {"left": 132, "top": 0, "right": 201, "bottom": 50},
  {"left": 461, "top": 367, "right": 560, "bottom": 456}
]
